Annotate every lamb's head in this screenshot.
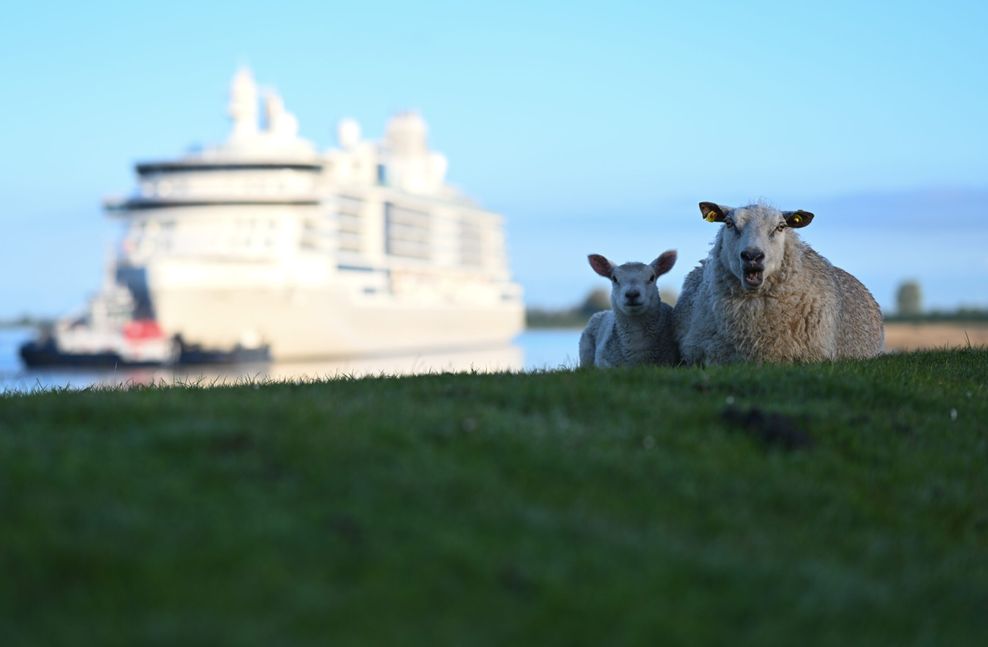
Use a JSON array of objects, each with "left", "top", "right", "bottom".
[
  {"left": 588, "top": 251, "right": 677, "bottom": 316},
  {"left": 699, "top": 202, "right": 814, "bottom": 291}
]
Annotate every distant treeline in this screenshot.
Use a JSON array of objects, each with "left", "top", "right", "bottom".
[
  {"left": 528, "top": 291, "right": 988, "bottom": 330},
  {"left": 525, "top": 309, "right": 589, "bottom": 330},
  {"left": 887, "top": 281, "right": 988, "bottom": 323},
  {"left": 526, "top": 288, "right": 677, "bottom": 329},
  {"left": 883, "top": 308, "right": 988, "bottom": 324},
  {"left": 0, "top": 315, "right": 53, "bottom": 329},
  {"left": 526, "top": 289, "right": 609, "bottom": 329}
]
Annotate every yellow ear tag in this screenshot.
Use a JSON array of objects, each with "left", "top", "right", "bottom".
[
  {"left": 704, "top": 213, "right": 718, "bottom": 222},
  {"left": 791, "top": 214, "right": 803, "bottom": 225}
]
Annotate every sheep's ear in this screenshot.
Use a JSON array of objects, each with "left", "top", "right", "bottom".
[
  {"left": 588, "top": 254, "right": 614, "bottom": 278},
  {"left": 650, "top": 250, "right": 677, "bottom": 276},
  {"left": 784, "top": 210, "right": 814, "bottom": 228},
  {"left": 699, "top": 202, "right": 729, "bottom": 223}
]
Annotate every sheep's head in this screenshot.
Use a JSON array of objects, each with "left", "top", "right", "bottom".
[
  {"left": 588, "top": 251, "right": 677, "bottom": 315},
  {"left": 699, "top": 202, "right": 813, "bottom": 291}
]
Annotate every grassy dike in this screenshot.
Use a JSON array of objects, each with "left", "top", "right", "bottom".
[{"left": 1, "top": 349, "right": 987, "bottom": 646}]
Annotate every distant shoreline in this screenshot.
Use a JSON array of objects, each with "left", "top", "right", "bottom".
[
  {"left": 883, "top": 322, "right": 988, "bottom": 351},
  {"left": 0, "top": 319, "right": 51, "bottom": 331},
  {"left": 6, "top": 318, "right": 988, "bottom": 352},
  {"left": 526, "top": 312, "right": 988, "bottom": 329},
  {"left": 524, "top": 317, "right": 988, "bottom": 352}
]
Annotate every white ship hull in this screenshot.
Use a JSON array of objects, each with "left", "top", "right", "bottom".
[{"left": 151, "top": 284, "right": 524, "bottom": 360}]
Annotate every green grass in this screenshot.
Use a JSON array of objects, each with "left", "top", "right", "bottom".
[{"left": 1, "top": 350, "right": 987, "bottom": 646}]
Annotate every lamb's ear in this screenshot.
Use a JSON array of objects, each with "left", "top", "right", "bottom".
[
  {"left": 650, "top": 250, "right": 677, "bottom": 277},
  {"left": 588, "top": 254, "right": 614, "bottom": 278},
  {"left": 699, "top": 202, "right": 729, "bottom": 223},
  {"left": 783, "top": 210, "right": 814, "bottom": 228}
]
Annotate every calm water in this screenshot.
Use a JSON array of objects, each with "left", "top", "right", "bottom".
[{"left": 0, "top": 328, "right": 583, "bottom": 393}]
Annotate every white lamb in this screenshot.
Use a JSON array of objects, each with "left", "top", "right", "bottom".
[
  {"left": 579, "top": 251, "right": 679, "bottom": 368},
  {"left": 674, "top": 202, "right": 884, "bottom": 365}
]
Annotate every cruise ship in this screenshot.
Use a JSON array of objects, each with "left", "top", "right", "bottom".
[{"left": 23, "top": 68, "right": 524, "bottom": 365}]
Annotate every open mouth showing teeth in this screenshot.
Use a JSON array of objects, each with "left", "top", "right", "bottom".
[{"left": 743, "top": 270, "right": 764, "bottom": 288}]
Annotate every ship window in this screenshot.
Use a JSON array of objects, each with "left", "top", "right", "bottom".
[
  {"left": 339, "top": 235, "right": 362, "bottom": 253},
  {"left": 385, "top": 203, "right": 431, "bottom": 260},
  {"left": 459, "top": 219, "right": 486, "bottom": 267},
  {"left": 336, "top": 196, "right": 364, "bottom": 252},
  {"left": 339, "top": 217, "right": 361, "bottom": 235}
]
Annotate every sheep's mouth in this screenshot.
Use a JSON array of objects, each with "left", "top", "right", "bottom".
[
  {"left": 622, "top": 302, "right": 646, "bottom": 314},
  {"left": 743, "top": 269, "right": 764, "bottom": 289}
]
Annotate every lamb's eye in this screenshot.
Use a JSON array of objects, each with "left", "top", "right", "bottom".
[
  {"left": 647, "top": 275, "right": 655, "bottom": 284},
  {"left": 611, "top": 276, "right": 618, "bottom": 284},
  {"left": 776, "top": 223, "right": 787, "bottom": 233},
  {"left": 724, "top": 220, "right": 735, "bottom": 230}
]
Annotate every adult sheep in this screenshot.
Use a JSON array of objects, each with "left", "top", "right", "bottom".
[{"left": 674, "top": 202, "right": 883, "bottom": 365}]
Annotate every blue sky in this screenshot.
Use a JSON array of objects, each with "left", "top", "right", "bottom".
[{"left": 1, "top": 0, "right": 986, "bottom": 316}]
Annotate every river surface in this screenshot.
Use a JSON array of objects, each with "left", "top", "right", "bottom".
[{"left": 0, "top": 328, "right": 583, "bottom": 393}]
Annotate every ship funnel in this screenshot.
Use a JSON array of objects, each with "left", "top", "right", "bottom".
[
  {"left": 228, "top": 67, "right": 259, "bottom": 139},
  {"left": 338, "top": 118, "right": 361, "bottom": 150},
  {"left": 385, "top": 112, "right": 428, "bottom": 156},
  {"left": 263, "top": 90, "right": 299, "bottom": 139}
]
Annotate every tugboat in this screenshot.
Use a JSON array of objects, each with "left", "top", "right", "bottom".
[
  {"left": 19, "top": 265, "right": 180, "bottom": 368},
  {"left": 19, "top": 263, "right": 270, "bottom": 368}
]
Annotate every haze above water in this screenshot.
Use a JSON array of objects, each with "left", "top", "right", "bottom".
[{"left": 1, "top": 2, "right": 986, "bottom": 318}]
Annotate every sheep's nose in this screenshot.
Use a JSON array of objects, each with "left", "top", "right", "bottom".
[
  {"left": 625, "top": 289, "right": 641, "bottom": 301},
  {"left": 740, "top": 248, "right": 765, "bottom": 264}
]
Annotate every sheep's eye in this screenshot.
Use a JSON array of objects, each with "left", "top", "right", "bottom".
[
  {"left": 647, "top": 275, "right": 655, "bottom": 284},
  {"left": 776, "top": 223, "right": 787, "bottom": 233},
  {"left": 724, "top": 220, "right": 735, "bottom": 230},
  {"left": 611, "top": 276, "right": 618, "bottom": 284}
]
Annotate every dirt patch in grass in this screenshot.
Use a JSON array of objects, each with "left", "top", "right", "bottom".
[{"left": 721, "top": 405, "right": 814, "bottom": 451}]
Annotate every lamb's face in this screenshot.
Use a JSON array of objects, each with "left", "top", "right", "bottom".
[
  {"left": 588, "top": 251, "right": 677, "bottom": 316},
  {"left": 699, "top": 202, "right": 814, "bottom": 292},
  {"left": 609, "top": 263, "right": 660, "bottom": 315}
]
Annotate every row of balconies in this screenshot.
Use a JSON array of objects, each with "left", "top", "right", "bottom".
[{"left": 137, "top": 169, "right": 320, "bottom": 200}]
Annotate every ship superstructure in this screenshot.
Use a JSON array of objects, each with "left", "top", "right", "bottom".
[{"left": 91, "top": 68, "right": 523, "bottom": 361}]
